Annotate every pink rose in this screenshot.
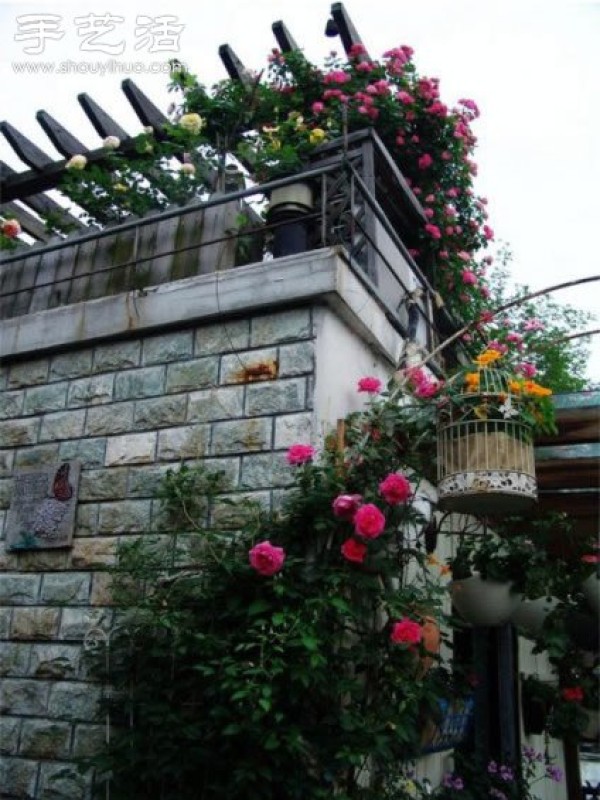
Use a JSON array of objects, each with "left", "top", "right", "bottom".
[
  {"left": 311, "top": 101, "right": 324, "bottom": 114},
  {"left": 1, "top": 219, "right": 21, "bottom": 238},
  {"left": 286, "top": 444, "right": 315, "bottom": 465},
  {"left": 354, "top": 503, "right": 386, "bottom": 539},
  {"left": 461, "top": 270, "right": 477, "bottom": 285},
  {"left": 424, "top": 224, "right": 441, "bottom": 239},
  {"left": 396, "top": 90, "right": 414, "bottom": 105},
  {"left": 483, "top": 225, "right": 494, "bottom": 240},
  {"left": 332, "top": 494, "right": 363, "bottom": 520},
  {"left": 341, "top": 538, "right": 367, "bottom": 563},
  {"left": 418, "top": 153, "right": 433, "bottom": 170},
  {"left": 414, "top": 379, "right": 442, "bottom": 398},
  {"left": 357, "top": 376, "right": 382, "bottom": 394},
  {"left": 249, "top": 540, "right": 285, "bottom": 576},
  {"left": 379, "top": 473, "right": 411, "bottom": 505},
  {"left": 516, "top": 362, "right": 537, "bottom": 378},
  {"left": 390, "top": 617, "right": 423, "bottom": 645}
]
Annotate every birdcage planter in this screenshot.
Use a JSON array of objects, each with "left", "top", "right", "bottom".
[{"left": 437, "top": 366, "right": 538, "bottom": 513}]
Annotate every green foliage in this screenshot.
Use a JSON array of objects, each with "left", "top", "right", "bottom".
[{"left": 83, "top": 383, "right": 458, "bottom": 799}]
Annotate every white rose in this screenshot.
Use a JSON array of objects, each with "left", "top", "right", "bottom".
[
  {"left": 66, "top": 154, "right": 87, "bottom": 170},
  {"left": 103, "top": 135, "right": 120, "bottom": 150},
  {"left": 179, "top": 113, "right": 204, "bottom": 135},
  {"left": 180, "top": 163, "right": 196, "bottom": 176}
]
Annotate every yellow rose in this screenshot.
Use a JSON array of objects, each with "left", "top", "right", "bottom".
[
  {"left": 474, "top": 348, "right": 502, "bottom": 367},
  {"left": 179, "top": 113, "right": 205, "bottom": 135},
  {"left": 309, "top": 128, "right": 326, "bottom": 145},
  {"left": 66, "top": 154, "right": 87, "bottom": 170}
]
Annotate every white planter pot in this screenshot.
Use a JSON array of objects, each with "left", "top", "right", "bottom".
[
  {"left": 511, "top": 596, "right": 559, "bottom": 638},
  {"left": 451, "top": 574, "right": 520, "bottom": 626},
  {"left": 582, "top": 574, "right": 600, "bottom": 616},
  {"left": 268, "top": 181, "right": 314, "bottom": 215}
]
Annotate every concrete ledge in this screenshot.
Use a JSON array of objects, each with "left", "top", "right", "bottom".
[{"left": 0, "top": 247, "right": 404, "bottom": 366}]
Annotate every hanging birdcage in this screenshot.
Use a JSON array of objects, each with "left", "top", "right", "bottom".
[{"left": 437, "top": 366, "right": 537, "bottom": 513}]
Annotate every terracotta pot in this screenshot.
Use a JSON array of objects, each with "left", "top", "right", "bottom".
[
  {"left": 451, "top": 573, "right": 520, "bottom": 626},
  {"left": 582, "top": 574, "right": 600, "bottom": 616},
  {"left": 511, "top": 596, "right": 559, "bottom": 638}
]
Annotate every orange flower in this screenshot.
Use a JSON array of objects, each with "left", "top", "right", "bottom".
[
  {"left": 427, "top": 554, "right": 441, "bottom": 567},
  {"left": 508, "top": 379, "right": 523, "bottom": 394},
  {"left": 440, "top": 565, "right": 452, "bottom": 576},
  {"left": 523, "top": 381, "right": 552, "bottom": 397},
  {"left": 474, "top": 349, "right": 502, "bottom": 367},
  {"left": 464, "top": 372, "right": 480, "bottom": 390}
]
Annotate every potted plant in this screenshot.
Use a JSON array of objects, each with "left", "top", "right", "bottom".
[
  {"left": 437, "top": 349, "right": 555, "bottom": 514},
  {"left": 447, "top": 534, "right": 545, "bottom": 626}
]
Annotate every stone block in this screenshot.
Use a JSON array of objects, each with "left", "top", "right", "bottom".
[
  {"left": 195, "top": 318, "right": 250, "bottom": 355},
  {"left": 93, "top": 340, "right": 141, "bottom": 373},
  {"left": 39, "top": 410, "right": 86, "bottom": 442},
  {"left": 0, "top": 476, "right": 11, "bottom": 508},
  {"left": 47, "top": 681, "right": 102, "bottom": 722},
  {"left": 16, "top": 549, "right": 69, "bottom": 572},
  {"left": 40, "top": 573, "right": 91, "bottom": 605},
  {"left": 166, "top": 358, "right": 218, "bottom": 393},
  {"left": 114, "top": 366, "right": 166, "bottom": 400},
  {"left": 0, "top": 607, "right": 12, "bottom": 638},
  {"left": 0, "top": 574, "right": 40, "bottom": 605},
  {"left": 0, "top": 448, "right": 15, "bottom": 476},
  {"left": 79, "top": 468, "right": 128, "bottom": 502},
  {"left": 23, "top": 384, "right": 67, "bottom": 415},
  {"left": 50, "top": 350, "right": 93, "bottom": 381},
  {"left": 71, "top": 538, "right": 116, "bottom": 569},
  {"left": 72, "top": 723, "right": 106, "bottom": 759},
  {"left": 97, "top": 500, "right": 152, "bottom": 534},
  {"left": 157, "top": 425, "right": 208, "bottom": 461},
  {"left": 74, "top": 504, "right": 98, "bottom": 538},
  {"left": 12, "top": 608, "right": 60, "bottom": 640},
  {"left": 19, "top": 719, "right": 71, "bottom": 760},
  {"left": 246, "top": 378, "right": 306, "bottom": 416},
  {"left": 274, "top": 412, "right": 314, "bottom": 449},
  {"left": 0, "top": 756, "right": 39, "bottom": 797},
  {"left": 278, "top": 341, "right": 315, "bottom": 376},
  {"left": 68, "top": 374, "right": 114, "bottom": 408},
  {"left": 240, "top": 452, "right": 294, "bottom": 490},
  {"left": 142, "top": 331, "right": 194, "bottom": 364},
  {"left": 86, "top": 402, "right": 134, "bottom": 436},
  {"left": 0, "top": 717, "right": 21, "bottom": 755},
  {"left": 38, "top": 761, "right": 92, "bottom": 799},
  {"left": 0, "top": 418, "right": 39, "bottom": 447},
  {"left": 134, "top": 395, "right": 187, "bottom": 429},
  {"left": 59, "top": 608, "right": 108, "bottom": 641},
  {"left": 8, "top": 358, "right": 49, "bottom": 388},
  {"left": 29, "top": 644, "right": 80, "bottom": 679},
  {"left": 105, "top": 432, "right": 156, "bottom": 466},
  {"left": 89, "top": 572, "right": 113, "bottom": 606},
  {"left": 212, "top": 491, "right": 271, "bottom": 528},
  {"left": 198, "top": 457, "right": 240, "bottom": 489},
  {"left": 15, "top": 444, "right": 60, "bottom": 469},
  {"left": 60, "top": 438, "right": 106, "bottom": 468},
  {"left": 212, "top": 417, "right": 272, "bottom": 455},
  {"left": 220, "top": 347, "right": 277, "bottom": 385},
  {"left": 251, "top": 308, "right": 312, "bottom": 346},
  {"left": 0, "top": 643, "right": 31, "bottom": 677},
  {"left": 187, "top": 386, "right": 244, "bottom": 422},
  {"left": 0, "top": 389, "right": 25, "bottom": 419},
  {"left": 0, "top": 678, "right": 49, "bottom": 715},
  {"left": 127, "top": 464, "right": 170, "bottom": 498}
]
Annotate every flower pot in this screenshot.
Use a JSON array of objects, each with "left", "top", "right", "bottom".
[
  {"left": 437, "top": 421, "right": 537, "bottom": 514},
  {"left": 267, "top": 181, "right": 314, "bottom": 258},
  {"left": 511, "top": 596, "right": 559, "bottom": 638},
  {"left": 451, "top": 574, "right": 520, "bottom": 626},
  {"left": 582, "top": 574, "right": 600, "bottom": 616}
]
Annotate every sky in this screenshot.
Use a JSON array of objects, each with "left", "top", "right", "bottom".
[{"left": 1, "top": 0, "right": 599, "bottom": 380}]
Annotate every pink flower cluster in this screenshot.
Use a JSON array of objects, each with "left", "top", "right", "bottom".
[
  {"left": 405, "top": 367, "right": 443, "bottom": 399},
  {"left": 357, "top": 376, "right": 382, "bottom": 394},
  {"left": 390, "top": 617, "right": 423, "bottom": 645},
  {"left": 249, "top": 540, "right": 286, "bottom": 576},
  {"left": 1, "top": 219, "right": 21, "bottom": 239},
  {"left": 286, "top": 444, "right": 315, "bottom": 465}
]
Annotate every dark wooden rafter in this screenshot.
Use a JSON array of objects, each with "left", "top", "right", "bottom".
[
  {"left": 121, "top": 78, "right": 169, "bottom": 133},
  {"left": 0, "top": 121, "right": 54, "bottom": 170},
  {"left": 218, "top": 44, "right": 254, "bottom": 88},
  {"left": 78, "top": 93, "right": 129, "bottom": 140},
  {"left": 330, "top": 2, "right": 371, "bottom": 60},
  {"left": 0, "top": 200, "right": 52, "bottom": 242},
  {"left": 36, "top": 111, "right": 88, "bottom": 159},
  {"left": 0, "top": 161, "right": 85, "bottom": 230},
  {"left": 272, "top": 21, "right": 300, "bottom": 52}
]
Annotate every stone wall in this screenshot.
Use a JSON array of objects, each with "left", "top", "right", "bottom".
[{"left": 0, "top": 307, "right": 318, "bottom": 799}]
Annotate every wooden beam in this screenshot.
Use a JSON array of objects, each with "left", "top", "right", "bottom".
[
  {"left": 0, "top": 162, "right": 85, "bottom": 231},
  {"left": 78, "top": 93, "right": 129, "bottom": 140},
  {"left": 121, "top": 79, "right": 169, "bottom": 132},
  {"left": 0, "top": 121, "right": 54, "bottom": 170},
  {"left": 218, "top": 44, "right": 253, "bottom": 87},
  {"left": 272, "top": 20, "right": 300, "bottom": 52},
  {"left": 330, "top": 2, "right": 371, "bottom": 60},
  {"left": 36, "top": 111, "right": 88, "bottom": 158},
  {"left": 0, "top": 200, "right": 51, "bottom": 242}
]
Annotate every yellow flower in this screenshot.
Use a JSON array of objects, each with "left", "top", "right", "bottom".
[
  {"left": 474, "top": 404, "right": 488, "bottom": 420},
  {"left": 309, "top": 128, "right": 327, "bottom": 145},
  {"left": 66, "top": 154, "right": 87, "bottom": 170},
  {"left": 523, "top": 381, "right": 552, "bottom": 397},
  {"left": 113, "top": 183, "right": 128, "bottom": 193},
  {"left": 474, "top": 349, "right": 502, "bottom": 367},
  {"left": 179, "top": 113, "right": 205, "bottom": 135},
  {"left": 262, "top": 125, "right": 280, "bottom": 136}
]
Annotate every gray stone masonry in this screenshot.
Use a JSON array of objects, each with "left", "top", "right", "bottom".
[{"left": 0, "top": 307, "right": 316, "bottom": 798}]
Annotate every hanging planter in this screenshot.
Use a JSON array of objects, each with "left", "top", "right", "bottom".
[
  {"left": 451, "top": 573, "right": 520, "bottom": 626},
  {"left": 437, "top": 359, "right": 541, "bottom": 514},
  {"left": 511, "top": 596, "right": 559, "bottom": 639}
]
